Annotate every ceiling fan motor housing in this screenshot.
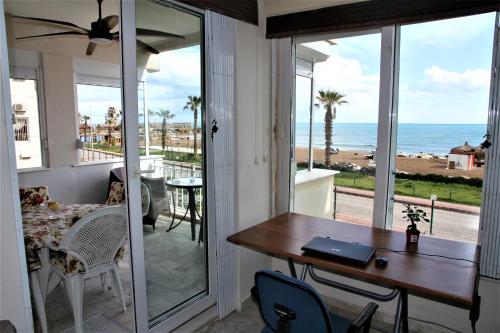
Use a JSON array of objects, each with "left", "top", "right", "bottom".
[{"left": 89, "top": 20, "right": 113, "bottom": 43}]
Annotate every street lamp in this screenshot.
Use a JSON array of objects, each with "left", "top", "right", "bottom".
[{"left": 430, "top": 194, "right": 437, "bottom": 234}]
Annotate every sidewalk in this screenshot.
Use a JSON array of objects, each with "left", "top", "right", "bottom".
[{"left": 335, "top": 186, "right": 480, "bottom": 216}]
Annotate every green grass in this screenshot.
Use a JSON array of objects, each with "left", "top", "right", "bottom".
[
  {"left": 333, "top": 171, "right": 482, "bottom": 206},
  {"left": 84, "top": 143, "right": 122, "bottom": 154}
]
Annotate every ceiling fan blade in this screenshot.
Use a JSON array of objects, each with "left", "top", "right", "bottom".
[
  {"left": 103, "top": 15, "right": 119, "bottom": 30},
  {"left": 16, "top": 31, "right": 87, "bottom": 40},
  {"left": 136, "top": 39, "right": 160, "bottom": 54},
  {"left": 137, "top": 28, "right": 184, "bottom": 39},
  {"left": 10, "top": 14, "right": 89, "bottom": 33},
  {"left": 86, "top": 42, "right": 97, "bottom": 56},
  {"left": 112, "top": 33, "right": 159, "bottom": 55}
]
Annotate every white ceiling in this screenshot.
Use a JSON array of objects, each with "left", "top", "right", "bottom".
[
  {"left": 3, "top": 0, "right": 200, "bottom": 62},
  {"left": 265, "top": 0, "right": 369, "bottom": 17}
]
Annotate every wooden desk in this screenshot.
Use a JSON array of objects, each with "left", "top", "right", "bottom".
[{"left": 227, "top": 213, "right": 480, "bottom": 333}]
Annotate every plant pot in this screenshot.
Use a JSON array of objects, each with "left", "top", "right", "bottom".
[{"left": 406, "top": 226, "right": 420, "bottom": 244}]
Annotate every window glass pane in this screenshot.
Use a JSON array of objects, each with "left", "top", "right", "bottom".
[
  {"left": 136, "top": 0, "right": 206, "bottom": 324},
  {"left": 393, "top": 13, "right": 495, "bottom": 243},
  {"left": 294, "top": 33, "right": 381, "bottom": 226},
  {"left": 76, "top": 84, "right": 123, "bottom": 162},
  {"left": 10, "top": 77, "right": 43, "bottom": 169}
]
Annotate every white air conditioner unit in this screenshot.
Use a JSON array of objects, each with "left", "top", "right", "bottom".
[{"left": 12, "top": 103, "right": 26, "bottom": 114}]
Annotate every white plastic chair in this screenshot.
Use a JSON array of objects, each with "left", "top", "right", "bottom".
[
  {"left": 50, "top": 206, "right": 128, "bottom": 333},
  {"left": 141, "top": 181, "right": 151, "bottom": 216}
]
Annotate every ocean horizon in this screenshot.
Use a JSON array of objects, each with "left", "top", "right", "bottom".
[{"left": 295, "top": 123, "right": 487, "bottom": 156}]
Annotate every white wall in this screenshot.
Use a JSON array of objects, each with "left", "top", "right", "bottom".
[
  {"left": 0, "top": 44, "right": 32, "bottom": 332},
  {"left": 234, "top": 13, "right": 273, "bottom": 303},
  {"left": 18, "top": 161, "right": 123, "bottom": 204}
]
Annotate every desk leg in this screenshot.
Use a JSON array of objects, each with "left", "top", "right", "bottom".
[
  {"left": 400, "top": 289, "right": 409, "bottom": 333},
  {"left": 470, "top": 295, "right": 481, "bottom": 333},
  {"left": 188, "top": 189, "right": 197, "bottom": 241},
  {"left": 287, "top": 258, "right": 297, "bottom": 278}
]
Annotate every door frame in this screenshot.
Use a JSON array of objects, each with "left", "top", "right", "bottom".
[{"left": 120, "top": 1, "right": 217, "bottom": 332}]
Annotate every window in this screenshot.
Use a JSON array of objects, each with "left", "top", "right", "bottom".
[
  {"left": 293, "top": 32, "right": 382, "bottom": 226},
  {"left": 9, "top": 68, "right": 45, "bottom": 169},
  {"left": 292, "top": 12, "right": 497, "bottom": 244},
  {"left": 390, "top": 13, "right": 496, "bottom": 243},
  {"left": 76, "top": 83, "right": 123, "bottom": 162}
]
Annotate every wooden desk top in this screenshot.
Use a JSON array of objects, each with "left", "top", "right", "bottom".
[{"left": 227, "top": 213, "right": 480, "bottom": 307}]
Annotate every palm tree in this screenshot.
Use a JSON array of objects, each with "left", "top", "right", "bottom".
[
  {"left": 315, "top": 90, "right": 347, "bottom": 167},
  {"left": 183, "top": 95, "right": 202, "bottom": 158},
  {"left": 105, "top": 106, "right": 120, "bottom": 147},
  {"left": 80, "top": 115, "right": 90, "bottom": 144},
  {"left": 152, "top": 109, "right": 175, "bottom": 150}
]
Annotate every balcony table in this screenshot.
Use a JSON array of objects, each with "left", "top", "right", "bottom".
[{"left": 165, "top": 177, "right": 203, "bottom": 242}]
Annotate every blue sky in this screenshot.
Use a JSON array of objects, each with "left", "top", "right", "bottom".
[
  {"left": 77, "top": 45, "right": 201, "bottom": 126},
  {"left": 299, "top": 12, "right": 496, "bottom": 124}
]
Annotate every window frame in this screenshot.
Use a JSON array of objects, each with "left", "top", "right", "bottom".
[
  {"left": 74, "top": 77, "right": 125, "bottom": 165},
  {"left": 9, "top": 66, "right": 48, "bottom": 171}
]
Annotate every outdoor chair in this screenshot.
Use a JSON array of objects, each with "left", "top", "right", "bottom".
[
  {"left": 255, "top": 270, "right": 379, "bottom": 333},
  {"left": 49, "top": 206, "right": 128, "bottom": 333},
  {"left": 19, "top": 186, "right": 51, "bottom": 209},
  {"left": 141, "top": 175, "right": 169, "bottom": 230}
]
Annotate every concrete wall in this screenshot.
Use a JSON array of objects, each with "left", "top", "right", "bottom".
[
  {"left": 0, "top": 50, "right": 32, "bottom": 332},
  {"left": 234, "top": 13, "right": 273, "bottom": 304},
  {"left": 294, "top": 169, "right": 338, "bottom": 219}
]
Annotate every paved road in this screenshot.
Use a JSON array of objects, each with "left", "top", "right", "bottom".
[{"left": 334, "top": 193, "right": 479, "bottom": 243}]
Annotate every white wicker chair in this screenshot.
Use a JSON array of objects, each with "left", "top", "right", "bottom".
[{"left": 50, "top": 206, "right": 128, "bottom": 333}]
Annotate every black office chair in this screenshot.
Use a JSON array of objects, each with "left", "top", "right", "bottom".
[{"left": 255, "top": 270, "right": 379, "bottom": 333}]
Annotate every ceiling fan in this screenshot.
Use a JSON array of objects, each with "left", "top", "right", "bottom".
[{"left": 11, "top": 0, "right": 184, "bottom": 56}]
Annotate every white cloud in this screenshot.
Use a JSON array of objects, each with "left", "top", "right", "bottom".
[
  {"left": 308, "top": 53, "right": 380, "bottom": 123},
  {"left": 424, "top": 65, "right": 490, "bottom": 89}
]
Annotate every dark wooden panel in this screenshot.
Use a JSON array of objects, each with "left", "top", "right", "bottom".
[
  {"left": 267, "top": 0, "right": 500, "bottom": 38},
  {"left": 178, "top": 0, "right": 258, "bottom": 25},
  {"left": 227, "top": 213, "right": 480, "bottom": 307}
]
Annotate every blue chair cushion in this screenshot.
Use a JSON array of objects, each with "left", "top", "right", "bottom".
[{"left": 330, "top": 312, "right": 352, "bottom": 333}]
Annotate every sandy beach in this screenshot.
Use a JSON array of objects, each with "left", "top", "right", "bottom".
[{"left": 295, "top": 147, "right": 484, "bottom": 179}]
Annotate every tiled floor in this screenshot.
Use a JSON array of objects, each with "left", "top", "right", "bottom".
[
  {"left": 202, "top": 297, "right": 449, "bottom": 333},
  {"left": 41, "top": 214, "right": 205, "bottom": 332}
]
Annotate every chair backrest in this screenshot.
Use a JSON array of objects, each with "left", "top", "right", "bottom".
[
  {"left": 255, "top": 270, "right": 332, "bottom": 333},
  {"left": 19, "top": 186, "right": 50, "bottom": 208},
  {"left": 106, "top": 181, "right": 126, "bottom": 205},
  {"left": 140, "top": 181, "right": 150, "bottom": 216},
  {"left": 59, "top": 206, "right": 127, "bottom": 273}
]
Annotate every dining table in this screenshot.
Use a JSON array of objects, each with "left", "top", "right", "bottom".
[{"left": 22, "top": 203, "right": 106, "bottom": 299}]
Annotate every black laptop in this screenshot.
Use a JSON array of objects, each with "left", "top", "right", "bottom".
[{"left": 301, "top": 237, "right": 375, "bottom": 265}]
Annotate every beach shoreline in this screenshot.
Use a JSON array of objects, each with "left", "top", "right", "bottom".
[{"left": 295, "top": 146, "right": 484, "bottom": 179}]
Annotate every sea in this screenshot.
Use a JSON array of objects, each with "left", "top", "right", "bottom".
[{"left": 295, "top": 123, "right": 487, "bottom": 156}]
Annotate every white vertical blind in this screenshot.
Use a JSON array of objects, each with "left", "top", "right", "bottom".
[
  {"left": 479, "top": 13, "right": 500, "bottom": 279},
  {"left": 206, "top": 11, "right": 238, "bottom": 317}
]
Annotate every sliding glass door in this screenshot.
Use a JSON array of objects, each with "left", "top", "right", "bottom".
[{"left": 121, "top": 1, "right": 215, "bottom": 331}]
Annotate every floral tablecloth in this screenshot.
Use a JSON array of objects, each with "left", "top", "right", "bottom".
[{"left": 22, "top": 204, "right": 105, "bottom": 270}]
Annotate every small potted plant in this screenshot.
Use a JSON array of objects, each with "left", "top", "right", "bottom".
[{"left": 402, "top": 203, "right": 430, "bottom": 244}]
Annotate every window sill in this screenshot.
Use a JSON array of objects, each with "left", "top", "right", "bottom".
[
  {"left": 73, "top": 159, "right": 124, "bottom": 167},
  {"left": 17, "top": 166, "right": 49, "bottom": 173}
]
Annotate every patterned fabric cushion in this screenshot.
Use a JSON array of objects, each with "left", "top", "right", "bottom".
[
  {"left": 106, "top": 182, "right": 125, "bottom": 205},
  {"left": 50, "top": 247, "right": 125, "bottom": 274},
  {"left": 19, "top": 186, "right": 50, "bottom": 209}
]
